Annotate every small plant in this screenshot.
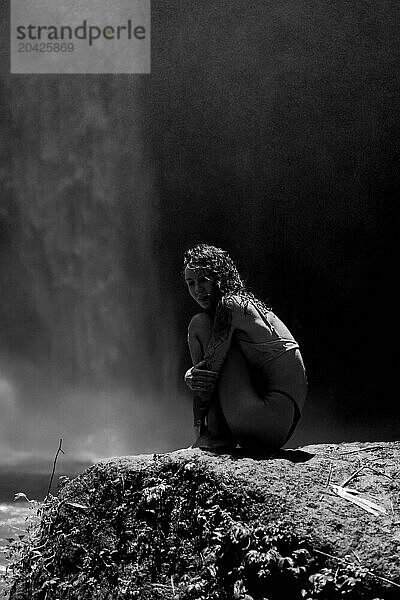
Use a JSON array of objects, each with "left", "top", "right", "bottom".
[{"left": 1, "top": 493, "right": 42, "bottom": 598}]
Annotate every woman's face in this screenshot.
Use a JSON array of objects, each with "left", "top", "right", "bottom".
[{"left": 184, "top": 266, "right": 216, "bottom": 310}]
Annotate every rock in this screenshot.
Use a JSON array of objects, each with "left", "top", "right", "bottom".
[{"left": 9, "top": 441, "right": 400, "bottom": 599}]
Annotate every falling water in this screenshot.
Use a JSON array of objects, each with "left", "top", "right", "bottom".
[{"left": 0, "top": 76, "right": 189, "bottom": 466}]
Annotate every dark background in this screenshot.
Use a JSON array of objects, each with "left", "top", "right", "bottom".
[{"left": 0, "top": 1, "right": 399, "bottom": 466}]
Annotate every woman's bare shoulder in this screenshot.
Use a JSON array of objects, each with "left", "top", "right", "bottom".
[
  {"left": 222, "top": 294, "right": 259, "bottom": 321},
  {"left": 221, "top": 294, "right": 242, "bottom": 311}
]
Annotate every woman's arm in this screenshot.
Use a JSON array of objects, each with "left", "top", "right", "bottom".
[{"left": 201, "top": 296, "right": 238, "bottom": 390}]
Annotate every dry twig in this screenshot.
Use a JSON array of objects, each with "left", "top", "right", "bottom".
[
  {"left": 341, "top": 466, "right": 364, "bottom": 487},
  {"left": 46, "top": 438, "right": 65, "bottom": 499},
  {"left": 365, "top": 466, "right": 394, "bottom": 480},
  {"left": 339, "top": 445, "right": 387, "bottom": 456},
  {"left": 319, "top": 462, "right": 333, "bottom": 501}
]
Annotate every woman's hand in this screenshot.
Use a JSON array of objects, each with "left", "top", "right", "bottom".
[{"left": 184, "top": 360, "right": 218, "bottom": 392}]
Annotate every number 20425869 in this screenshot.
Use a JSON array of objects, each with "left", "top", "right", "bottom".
[{"left": 18, "top": 42, "right": 74, "bottom": 52}]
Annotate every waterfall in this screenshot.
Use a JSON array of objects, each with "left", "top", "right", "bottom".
[{"left": 0, "top": 75, "right": 186, "bottom": 463}]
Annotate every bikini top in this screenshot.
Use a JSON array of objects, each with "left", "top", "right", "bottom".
[{"left": 235, "top": 306, "right": 299, "bottom": 368}]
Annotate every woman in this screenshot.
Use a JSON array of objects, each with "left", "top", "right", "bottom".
[{"left": 184, "top": 244, "right": 307, "bottom": 452}]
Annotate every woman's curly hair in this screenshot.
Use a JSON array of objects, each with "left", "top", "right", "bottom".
[{"left": 183, "top": 244, "right": 271, "bottom": 313}]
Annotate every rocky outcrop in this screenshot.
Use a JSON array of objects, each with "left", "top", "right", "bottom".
[{"left": 9, "top": 442, "right": 400, "bottom": 599}]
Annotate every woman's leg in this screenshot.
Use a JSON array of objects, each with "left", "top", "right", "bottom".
[
  {"left": 187, "top": 313, "right": 212, "bottom": 365},
  {"left": 218, "top": 343, "right": 296, "bottom": 451},
  {"left": 187, "top": 313, "right": 235, "bottom": 447}
]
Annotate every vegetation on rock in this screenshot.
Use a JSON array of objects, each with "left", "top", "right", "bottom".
[{"left": 7, "top": 446, "right": 400, "bottom": 599}]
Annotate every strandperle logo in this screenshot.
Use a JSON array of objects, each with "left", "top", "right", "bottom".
[
  {"left": 15, "top": 20, "right": 147, "bottom": 47},
  {"left": 10, "top": 0, "right": 150, "bottom": 74}
]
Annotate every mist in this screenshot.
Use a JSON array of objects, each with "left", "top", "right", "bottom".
[{"left": 0, "top": 76, "right": 188, "bottom": 467}]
